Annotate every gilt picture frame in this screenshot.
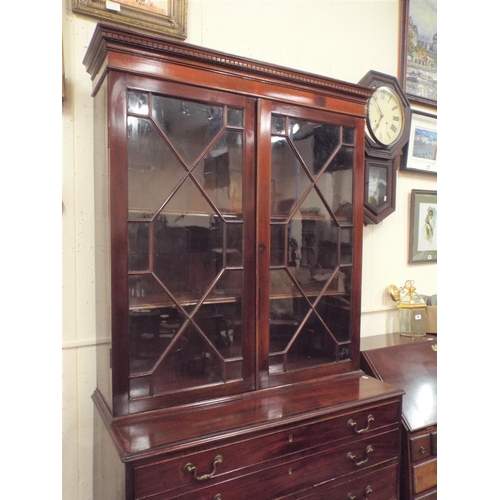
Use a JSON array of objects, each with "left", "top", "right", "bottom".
[
  {"left": 72, "top": 0, "right": 187, "bottom": 40},
  {"left": 399, "top": 0, "right": 437, "bottom": 107},
  {"left": 402, "top": 109, "right": 437, "bottom": 174},
  {"left": 409, "top": 189, "right": 437, "bottom": 264}
]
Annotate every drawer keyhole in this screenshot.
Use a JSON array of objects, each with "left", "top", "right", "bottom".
[{"left": 288, "top": 435, "right": 293, "bottom": 443}]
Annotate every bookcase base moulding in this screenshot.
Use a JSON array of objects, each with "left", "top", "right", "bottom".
[{"left": 85, "top": 24, "right": 404, "bottom": 499}]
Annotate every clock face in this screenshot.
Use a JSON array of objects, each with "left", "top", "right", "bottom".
[{"left": 367, "top": 86, "right": 405, "bottom": 147}]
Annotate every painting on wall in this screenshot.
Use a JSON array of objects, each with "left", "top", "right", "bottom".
[
  {"left": 113, "top": 0, "right": 169, "bottom": 16},
  {"left": 72, "top": 0, "right": 187, "bottom": 40},
  {"left": 401, "top": 110, "right": 437, "bottom": 174},
  {"left": 399, "top": 0, "right": 437, "bottom": 107},
  {"left": 409, "top": 190, "right": 437, "bottom": 264}
]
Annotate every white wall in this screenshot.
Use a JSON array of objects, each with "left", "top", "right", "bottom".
[{"left": 62, "top": 1, "right": 436, "bottom": 498}]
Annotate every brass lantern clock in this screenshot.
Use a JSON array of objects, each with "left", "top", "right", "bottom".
[{"left": 358, "top": 71, "right": 411, "bottom": 225}]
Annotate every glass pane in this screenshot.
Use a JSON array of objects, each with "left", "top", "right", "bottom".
[
  {"left": 192, "top": 130, "right": 244, "bottom": 215},
  {"left": 271, "top": 115, "right": 286, "bottom": 135},
  {"left": 343, "top": 127, "right": 355, "bottom": 145},
  {"left": 128, "top": 91, "right": 149, "bottom": 115},
  {"left": 227, "top": 108, "right": 243, "bottom": 128},
  {"left": 311, "top": 124, "right": 341, "bottom": 175},
  {"left": 128, "top": 222, "right": 150, "bottom": 271},
  {"left": 152, "top": 95, "right": 224, "bottom": 167},
  {"left": 315, "top": 296, "right": 351, "bottom": 343},
  {"left": 129, "top": 304, "right": 184, "bottom": 375},
  {"left": 154, "top": 204, "right": 216, "bottom": 303},
  {"left": 128, "top": 274, "right": 170, "bottom": 311},
  {"left": 315, "top": 169, "right": 353, "bottom": 223},
  {"left": 340, "top": 228, "right": 353, "bottom": 265},
  {"left": 290, "top": 119, "right": 324, "bottom": 177},
  {"left": 367, "top": 165, "right": 388, "bottom": 210},
  {"left": 127, "top": 116, "right": 186, "bottom": 219},
  {"left": 271, "top": 140, "right": 310, "bottom": 218},
  {"left": 286, "top": 313, "right": 337, "bottom": 366},
  {"left": 270, "top": 224, "right": 286, "bottom": 267}
]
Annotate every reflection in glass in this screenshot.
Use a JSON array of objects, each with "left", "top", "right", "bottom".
[
  {"left": 128, "top": 222, "right": 150, "bottom": 271},
  {"left": 268, "top": 113, "right": 355, "bottom": 374},
  {"left": 127, "top": 91, "right": 245, "bottom": 396},
  {"left": 367, "top": 165, "right": 388, "bottom": 210},
  {"left": 152, "top": 96, "right": 224, "bottom": 167},
  {"left": 127, "top": 116, "right": 186, "bottom": 219},
  {"left": 192, "top": 130, "right": 244, "bottom": 215},
  {"left": 128, "top": 91, "right": 149, "bottom": 115}
]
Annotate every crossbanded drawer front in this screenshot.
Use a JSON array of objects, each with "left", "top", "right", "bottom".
[
  {"left": 142, "top": 429, "right": 399, "bottom": 500},
  {"left": 134, "top": 402, "right": 399, "bottom": 499}
]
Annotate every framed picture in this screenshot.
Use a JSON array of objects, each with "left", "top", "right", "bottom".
[
  {"left": 399, "top": 0, "right": 437, "bottom": 107},
  {"left": 72, "top": 0, "right": 187, "bottom": 40},
  {"left": 409, "top": 189, "right": 437, "bottom": 264},
  {"left": 401, "top": 110, "right": 437, "bottom": 174}
]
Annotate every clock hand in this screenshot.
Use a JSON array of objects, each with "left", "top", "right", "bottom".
[{"left": 374, "top": 97, "right": 384, "bottom": 119}]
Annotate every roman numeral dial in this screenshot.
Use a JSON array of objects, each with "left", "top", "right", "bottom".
[{"left": 367, "top": 85, "right": 405, "bottom": 147}]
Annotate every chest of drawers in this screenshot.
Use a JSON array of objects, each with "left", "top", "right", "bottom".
[{"left": 94, "top": 374, "right": 403, "bottom": 500}]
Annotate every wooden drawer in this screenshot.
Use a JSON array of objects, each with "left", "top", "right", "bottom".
[
  {"left": 134, "top": 402, "right": 399, "bottom": 499},
  {"left": 142, "top": 429, "right": 399, "bottom": 500},
  {"left": 410, "top": 434, "right": 431, "bottom": 462},
  {"left": 412, "top": 458, "right": 437, "bottom": 494},
  {"left": 410, "top": 429, "right": 437, "bottom": 463},
  {"left": 290, "top": 463, "right": 399, "bottom": 499}
]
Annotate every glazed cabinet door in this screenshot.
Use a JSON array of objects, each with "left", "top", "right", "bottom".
[
  {"left": 109, "top": 73, "right": 257, "bottom": 415},
  {"left": 257, "top": 101, "right": 364, "bottom": 387}
]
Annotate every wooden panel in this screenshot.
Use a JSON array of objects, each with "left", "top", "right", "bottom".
[{"left": 413, "top": 458, "right": 437, "bottom": 494}]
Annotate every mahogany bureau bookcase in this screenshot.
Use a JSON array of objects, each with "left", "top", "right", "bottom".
[
  {"left": 361, "top": 334, "right": 437, "bottom": 500},
  {"left": 85, "top": 24, "right": 404, "bottom": 500}
]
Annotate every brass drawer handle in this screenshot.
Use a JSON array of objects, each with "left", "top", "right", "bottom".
[
  {"left": 347, "top": 445, "right": 373, "bottom": 466},
  {"left": 347, "top": 485, "right": 373, "bottom": 499},
  {"left": 348, "top": 414, "right": 374, "bottom": 434},
  {"left": 184, "top": 455, "right": 223, "bottom": 482},
  {"left": 213, "top": 495, "right": 222, "bottom": 500}
]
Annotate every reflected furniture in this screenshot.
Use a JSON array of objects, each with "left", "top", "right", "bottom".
[
  {"left": 86, "top": 24, "right": 404, "bottom": 499},
  {"left": 361, "top": 333, "right": 437, "bottom": 500}
]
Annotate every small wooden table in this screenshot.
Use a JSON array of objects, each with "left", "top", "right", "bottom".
[{"left": 361, "top": 333, "right": 437, "bottom": 500}]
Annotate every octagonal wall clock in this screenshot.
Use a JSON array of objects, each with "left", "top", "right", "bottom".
[{"left": 358, "top": 70, "right": 411, "bottom": 225}]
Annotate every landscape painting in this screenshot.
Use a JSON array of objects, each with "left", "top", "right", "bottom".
[
  {"left": 114, "top": 0, "right": 169, "bottom": 16},
  {"left": 400, "top": 0, "right": 437, "bottom": 106}
]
